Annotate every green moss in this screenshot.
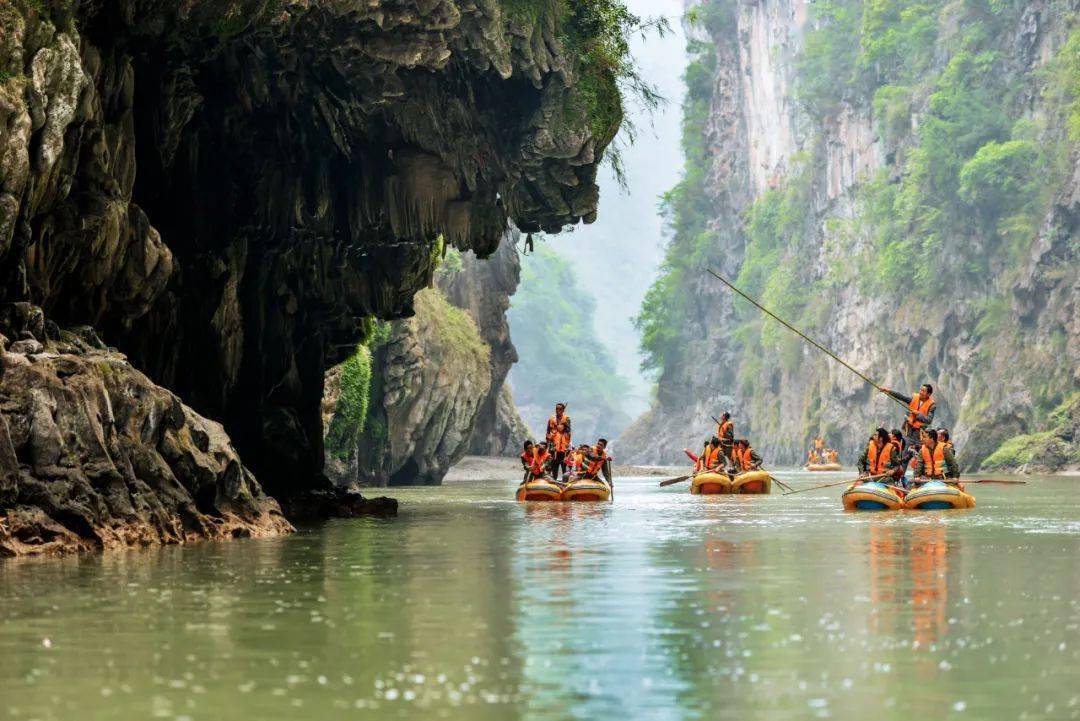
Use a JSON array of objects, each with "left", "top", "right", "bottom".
[
  {"left": 325, "top": 345, "right": 373, "bottom": 462},
  {"left": 981, "top": 431, "right": 1057, "bottom": 469},
  {"left": 416, "top": 288, "right": 489, "bottom": 366}
]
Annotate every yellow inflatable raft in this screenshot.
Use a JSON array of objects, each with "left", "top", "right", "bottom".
[
  {"left": 904, "top": 480, "right": 975, "bottom": 510},
  {"left": 805, "top": 463, "right": 843, "bottom": 472},
  {"left": 690, "top": 472, "right": 733, "bottom": 495},
  {"left": 515, "top": 478, "right": 563, "bottom": 502},
  {"left": 731, "top": 470, "right": 771, "bottom": 494},
  {"left": 842, "top": 481, "right": 905, "bottom": 511},
  {"left": 691, "top": 471, "right": 771, "bottom": 494},
  {"left": 561, "top": 478, "right": 612, "bottom": 502}
]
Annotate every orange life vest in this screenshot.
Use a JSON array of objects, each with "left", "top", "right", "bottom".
[
  {"left": 735, "top": 446, "right": 755, "bottom": 472},
  {"left": 699, "top": 445, "right": 722, "bottom": 470},
  {"left": 907, "top": 396, "right": 935, "bottom": 429},
  {"left": 526, "top": 448, "right": 549, "bottom": 476},
  {"left": 546, "top": 414, "right": 571, "bottom": 452},
  {"left": 920, "top": 443, "right": 946, "bottom": 477},
  {"left": 584, "top": 447, "right": 609, "bottom": 477},
  {"left": 814, "top": 436, "right": 825, "bottom": 451},
  {"left": 867, "top": 440, "right": 895, "bottom": 475},
  {"left": 717, "top": 420, "right": 734, "bottom": 443}
]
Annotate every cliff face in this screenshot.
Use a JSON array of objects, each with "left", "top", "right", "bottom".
[
  {"left": 0, "top": 303, "right": 291, "bottom": 557},
  {"left": 0, "top": 0, "right": 623, "bottom": 547},
  {"left": 323, "top": 234, "right": 528, "bottom": 487},
  {"left": 626, "top": 0, "right": 1079, "bottom": 469}
]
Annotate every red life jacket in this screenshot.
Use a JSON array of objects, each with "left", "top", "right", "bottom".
[
  {"left": 524, "top": 449, "right": 549, "bottom": 476},
  {"left": 920, "top": 443, "right": 946, "bottom": 477},
  {"left": 907, "top": 396, "right": 935, "bottom": 430}
]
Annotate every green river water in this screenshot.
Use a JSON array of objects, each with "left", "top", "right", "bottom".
[{"left": 2, "top": 471, "right": 1079, "bottom": 721}]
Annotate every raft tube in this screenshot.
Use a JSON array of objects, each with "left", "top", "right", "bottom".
[
  {"left": 731, "top": 470, "right": 771, "bottom": 494},
  {"left": 515, "top": 478, "right": 563, "bottom": 502},
  {"left": 691, "top": 472, "right": 733, "bottom": 495},
  {"left": 903, "top": 480, "right": 975, "bottom": 510},
  {"left": 804, "top": 463, "right": 843, "bottom": 471},
  {"left": 842, "top": 481, "right": 904, "bottom": 511},
  {"left": 561, "top": 478, "right": 612, "bottom": 502}
]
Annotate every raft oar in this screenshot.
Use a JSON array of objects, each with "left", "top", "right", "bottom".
[
  {"left": 658, "top": 468, "right": 722, "bottom": 487},
  {"left": 705, "top": 269, "right": 909, "bottom": 412},
  {"left": 782, "top": 473, "right": 891, "bottom": 496},
  {"left": 968, "top": 479, "right": 1027, "bottom": 484},
  {"left": 768, "top": 475, "right": 795, "bottom": 493}
]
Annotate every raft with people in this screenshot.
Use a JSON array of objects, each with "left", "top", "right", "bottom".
[
  {"left": 516, "top": 409, "right": 614, "bottom": 502},
  {"left": 805, "top": 462, "right": 843, "bottom": 472}
]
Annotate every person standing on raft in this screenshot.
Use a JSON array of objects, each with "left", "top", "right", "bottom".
[
  {"left": 731, "top": 439, "right": 763, "bottom": 473},
  {"left": 716, "top": 412, "right": 735, "bottom": 463},
  {"left": 881, "top": 384, "right": 936, "bottom": 447},
  {"left": 545, "top": 403, "right": 572, "bottom": 481},
  {"left": 913, "top": 429, "right": 960, "bottom": 483}
]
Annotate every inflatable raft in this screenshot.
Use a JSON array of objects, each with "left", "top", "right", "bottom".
[
  {"left": 732, "top": 470, "right": 771, "bottom": 494},
  {"left": 904, "top": 480, "right": 975, "bottom": 510},
  {"left": 691, "top": 472, "right": 732, "bottom": 494},
  {"left": 842, "top": 481, "right": 905, "bottom": 511},
  {"left": 515, "top": 478, "right": 563, "bottom": 502},
  {"left": 561, "top": 478, "right": 612, "bottom": 502},
  {"left": 691, "top": 470, "right": 771, "bottom": 495},
  {"left": 805, "top": 463, "right": 843, "bottom": 472}
]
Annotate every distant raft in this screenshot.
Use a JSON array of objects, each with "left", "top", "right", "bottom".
[
  {"left": 904, "top": 480, "right": 976, "bottom": 510},
  {"left": 842, "top": 481, "right": 905, "bottom": 511},
  {"left": 561, "top": 478, "right": 612, "bottom": 502},
  {"left": 691, "top": 470, "right": 771, "bottom": 495},
  {"left": 804, "top": 463, "right": 843, "bottom": 472},
  {"left": 515, "top": 478, "right": 563, "bottom": 502}
]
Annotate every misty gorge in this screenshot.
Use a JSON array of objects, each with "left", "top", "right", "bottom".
[{"left": 3, "top": 2, "right": 1080, "bottom": 720}]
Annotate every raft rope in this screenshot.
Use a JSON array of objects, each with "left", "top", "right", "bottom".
[{"left": 705, "top": 269, "right": 909, "bottom": 411}]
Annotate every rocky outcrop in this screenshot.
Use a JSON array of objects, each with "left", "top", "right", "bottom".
[
  {"left": 0, "top": 0, "right": 624, "bottom": 530},
  {"left": 624, "top": 0, "right": 1079, "bottom": 468},
  {"left": 360, "top": 287, "right": 492, "bottom": 485},
  {"left": 0, "top": 303, "right": 291, "bottom": 557},
  {"left": 436, "top": 235, "right": 529, "bottom": 456}
]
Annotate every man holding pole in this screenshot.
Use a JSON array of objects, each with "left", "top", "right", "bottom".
[
  {"left": 715, "top": 412, "right": 735, "bottom": 463},
  {"left": 881, "top": 384, "right": 936, "bottom": 448}
]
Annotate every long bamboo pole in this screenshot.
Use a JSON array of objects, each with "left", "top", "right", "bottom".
[{"left": 705, "top": 269, "right": 909, "bottom": 411}]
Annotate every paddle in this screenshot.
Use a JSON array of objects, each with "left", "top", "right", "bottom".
[
  {"left": 782, "top": 473, "right": 891, "bottom": 496},
  {"left": 659, "top": 473, "right": 693, "bottom": 487},
  {"left": 967, "top": 479, "right": 1027, "bottom": 484},
  {"left": 768, "top": 475, "right": 795, "bottom": 493}
]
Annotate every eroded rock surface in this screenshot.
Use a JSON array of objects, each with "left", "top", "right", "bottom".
[
  {"left": 0, "top": 304, "right": 292, "bottom": 557},
  {"left": 0, "top": 0, "right": 621, "bottom": 533}
]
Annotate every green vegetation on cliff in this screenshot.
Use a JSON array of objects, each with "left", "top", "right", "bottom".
[
  {"left": 636, "top": 0, "right": 1079, "bottom": 464},
  {"left": 508, "top": 245, "right": 631, "bottom": 439}
]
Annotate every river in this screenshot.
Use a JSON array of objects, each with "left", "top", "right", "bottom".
[{"left": 2, "top": 471, "right": 1078, "bottom": 720}]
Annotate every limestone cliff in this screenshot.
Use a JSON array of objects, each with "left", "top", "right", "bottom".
[
  {"left": 323, "top": 235, "right": 529, "bottom": 486},
  {"left": 0, "top": 0, "right": 629, "bottom": 550},
  {"left": 626, "top": 0, "right": 1079, "bottom": 470}
]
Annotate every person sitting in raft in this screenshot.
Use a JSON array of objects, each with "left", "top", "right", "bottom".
[
  {"left": 938, "top": 428, "right": 954, "bottom": 452},
  {"left": 545, "top": 403, "right": 572, "bottom": 481},
  {"left": 532, "top": 441, "right": 554, "bottom": 481},
  {"left": 716, "top": 412, "right": 735, "bottom": 463},
  {"left": 732, "top": 439, "right": 763, "bottom": 473},
  {"left": 689, "top": 437, "right": 711, "bottom": 471},
  {"left": 881, "top": 384, "right": 936, "bottom": 448},
  {"left": 807, "top": 448, "right": 820, "bottom": 465},
  {"left": 519, "top": 440, "right": 536, "bottom": 482},
  {"left": 696, "top": 437, "right": 724, "bottom": 473},
  {"left": 890, "top": 429, "right": 914, "bottom": 487},
  {"left": 857, "top": 428, "right": 899, "bottom": 481},
  {"left": 913, "top": 428, "right": 960, "bottom": 483},
  {"left": 580, "top": 439, "right": 613, "bottom": 484}
]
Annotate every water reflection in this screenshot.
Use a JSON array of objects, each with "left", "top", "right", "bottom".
[{"left": 1, "top": 474, "right": 1079, "bottom": 721}]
